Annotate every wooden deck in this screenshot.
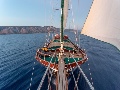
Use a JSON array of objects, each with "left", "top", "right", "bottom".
[{"left": 35, "top": 35, "right": 87, "bottom": 71}]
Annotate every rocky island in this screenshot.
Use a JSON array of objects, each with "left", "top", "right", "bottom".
[{"left": 0, "top": 26, "right": 59, "bottom": 35}]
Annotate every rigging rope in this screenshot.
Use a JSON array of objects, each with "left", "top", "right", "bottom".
[
  {"left": 70, "top": 67, "right": 79, "bottom": 90},
  {"left": 76, "top": 69, "right": 81, "bottom": 84},
  {"left": 29, "top": 61, "right": 36, "bottom": 90},
  {"left": 70, "top": 53, "right": 95, "bottom": 90},
  {"left": 70, "top": 0, "right": 75, "bottom": 29},
  {"left": 87, "top": 62, "right": 94, "bottom": 85},
  {"left": 47, "top": 54, "right": 57, "bottom": 90},
  {"left": 37, "top": 53, "right": 55, "bottom": 90},
  {"left": 68, "top": 58, "right": 79, "bottom": 90},
  {"left": 45, "top": 0, "right": 54, "bottom": 44},
  {"left": 69, "top": 0, "right": 79, "bottom": 46},
  {"left": 47, "top": 68, "right": 52, "bottom": 90}
]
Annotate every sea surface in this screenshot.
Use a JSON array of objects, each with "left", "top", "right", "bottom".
[{"left": 0, "top": 33, "right": 120, "bottom": 90}]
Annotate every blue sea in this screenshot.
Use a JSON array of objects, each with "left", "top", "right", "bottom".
[{"left": 0, "top": 33, "right": 120, "bottom": 90}]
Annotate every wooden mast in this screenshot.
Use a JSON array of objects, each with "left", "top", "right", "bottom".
[
  {"left": 57, "top": 0, "right": 68, "bottom": 90},
  {"left": 60, "top": 0, "right": 64, "bottom": 43},
  {"left": 60, "top": 0, "right": 64, "bottom": 50}
]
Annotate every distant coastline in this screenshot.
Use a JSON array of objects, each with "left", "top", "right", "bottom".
[
  {"left": 0, "top": 26, "right": 74, "bottom": 35},
  {"left": 0, "top": 26, "right": 57, "bottom": 35}
]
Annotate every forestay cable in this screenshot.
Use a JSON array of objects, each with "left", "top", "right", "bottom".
[
  {"left": 37, "top": 53, "right": 55, "bottom": 90},
  {"left": 70, "top": 53, "right": 94, "bottom": 90}
]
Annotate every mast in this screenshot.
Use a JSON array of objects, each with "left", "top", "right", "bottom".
[
  {"left": 57, "top": 0, "right": 68, "bottom": 90},
  {"left": 60, "top": 0, "right": 64, "bottom": 49}
]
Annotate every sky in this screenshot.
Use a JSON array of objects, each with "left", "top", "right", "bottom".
[{"left": 0, "top": 0, "right": 93, "bottom": 29}]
